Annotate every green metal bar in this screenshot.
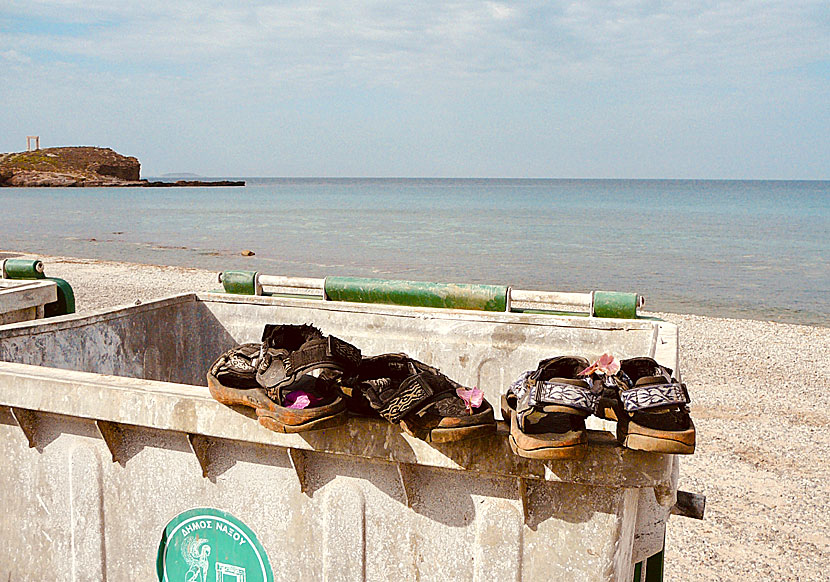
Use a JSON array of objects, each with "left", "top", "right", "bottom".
[
  {"left": 324, "top": 276, "right": 509, "bottom": 312},
  {"left": 222, "top": 271, "right": 259, "bottom": 295},
  {"left": 591, "top": 291, "right": 639, "bottom": 319},
  {"left": 0, "top": 258, "right": 74, "bottom": 316},
  {"left": 3, "top": 259, "right": 45, "bottom": 279},
  {"left": 44, "top": 277, "right": 76, "bottom": 316}
]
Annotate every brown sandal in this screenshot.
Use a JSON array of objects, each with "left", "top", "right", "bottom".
[{"left": 207, "top": 343, "right": 277, "bottom": 411}]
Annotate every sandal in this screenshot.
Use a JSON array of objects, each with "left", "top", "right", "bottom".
[
  {"left": 207, "top": 342, "right": 276, "bottom": 410},
  {"left": 207, "top": 324, "right": 361, "bottom": 433},
  {"left": 349, "top": 353, "right": 496, "bottom": 443},
  {"left": 611, "top": 357, "right": 695, "bottom": 454},
  {"left": 502, "top": 356, "right": 601, "bottom": 460}
]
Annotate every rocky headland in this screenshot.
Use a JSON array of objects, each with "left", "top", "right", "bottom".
[{"left": 0, "top": 146, "right": 243, "bottom": 187}]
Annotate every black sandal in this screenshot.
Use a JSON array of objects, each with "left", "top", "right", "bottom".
[
  {"left": 502, "top": 356, "right": 601, "bottom": 460},
  {"left": 610, "top": 357, "right": 695, "bottom": 454},
  {"left": 348, "top": 353, "right": 496, "bottom": 443}
]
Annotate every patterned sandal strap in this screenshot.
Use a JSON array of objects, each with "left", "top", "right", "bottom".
[
  {"left": 527, "top": 378, "right": 600, "bottom": 415},
  {"left": 211, "top": 343, "right": 259, "bottom": 373},
  {"left": 510, "top": 369, "right": 600, "bottom": 415},
  {"left": 620, "top": 382, "right": 690, "bottom": 412},
  {"left": 368, "top": 372, "right": 456, "bottom": 423},
  {"left": 507, "top": 370, "right": 534, "bottom": 401}
]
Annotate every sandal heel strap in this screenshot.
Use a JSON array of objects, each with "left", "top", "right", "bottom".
[
  {"left": 287, "top": 336, "right": 362, "bottom": 375},
  {"left": 528, "top": 379, "right": 599, "bottom": 414},
  {"left": 620, "top": 382, "right": 689, "bottom": 412},
  {"left": 507, "top": 370, "right": 534, "bottom": 401}
]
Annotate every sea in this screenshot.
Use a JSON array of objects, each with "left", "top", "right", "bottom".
[{"left": 1, "top": 178, "right": 828, "bottom": 326}]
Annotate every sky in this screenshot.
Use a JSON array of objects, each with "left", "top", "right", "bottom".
[{"left": 1, "top": 1, "right": 828, "bottom": 179}]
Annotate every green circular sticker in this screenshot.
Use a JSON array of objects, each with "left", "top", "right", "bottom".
[{"left": 157, "top": 507, "right": 273, "bottom": 582}]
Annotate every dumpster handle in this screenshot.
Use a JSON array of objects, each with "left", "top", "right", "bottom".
[
  {"left": 219, "top": 271, "right": 645, "bottom": 318},
  {"left": 671, "top": 490, "right": 706, "bottom": 520}
]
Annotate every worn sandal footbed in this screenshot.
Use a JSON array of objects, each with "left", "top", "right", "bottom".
[{"left": 255, "top": 376, "right": 348, "bottom": 433}]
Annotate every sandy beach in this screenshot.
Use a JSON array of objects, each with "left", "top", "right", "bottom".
[{"left": 3, "top": 251, "right": 829, "bottom": 581}]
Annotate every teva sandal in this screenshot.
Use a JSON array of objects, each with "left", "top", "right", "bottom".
[
  {"left": 206, "top": 324, "right": 361, "bottom": 433},
  {"left": 611, "top": 357, "right": 695, "bottom": 454},
  {"left": 348, "top": 353, "right": 496, "bottom": 443},
  {"left": 502, "top": 356, "right": 601, "bottom": 460},
  {"left": 207, "top": 342, "right": 277, "bottom": 410},
  {"left": 254, "top": 324, "right": 362, "bottom": 433}
]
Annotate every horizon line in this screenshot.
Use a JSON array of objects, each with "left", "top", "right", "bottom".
[{"left": 143, "top": 175, "right": 830, "bottom": 182}]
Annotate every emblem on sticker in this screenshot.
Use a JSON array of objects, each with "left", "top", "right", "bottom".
[{"left": 157, "top": 507, "right": 273, "bottom": 582}]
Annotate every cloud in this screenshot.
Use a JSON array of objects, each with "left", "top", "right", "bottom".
[
  {"left": 1, "top": 0, "right": 826, "bottom": 98},
  {"left": 1, "top": 49, "right": 31, "bottom": 63},
  {"left": 1, "top": 1, "right": 826, "bottom": 177}
]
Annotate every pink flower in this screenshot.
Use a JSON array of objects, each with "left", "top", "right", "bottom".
[
  {"left": 284, "top": 390, "right": 323, "bottom": 409},
  {"left": 456, "top": 386, "right": 484, "bottom": 414},
  {"left": 579, "top": 353, "right": 620, "bottom": 377}
]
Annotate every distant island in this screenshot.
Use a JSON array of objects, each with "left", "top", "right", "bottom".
[{"left": 0, "top": 146, "right": 243, "bottom": 187}]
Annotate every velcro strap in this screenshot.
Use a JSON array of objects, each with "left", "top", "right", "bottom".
[
  {"left": 508, "top": 370, "right": 534, "bottom": 401},
  {"left": 377, "top": 374, "right": 434, "bottom": 423},
  {"left": 289, "top": 337, "right": 360, "bottom": 372},
  {"left": 528, "top": 379, "right": 599, "bottom": 414},
  {"left": 620, "top": 382, "right": 689, "bottom": 412}
]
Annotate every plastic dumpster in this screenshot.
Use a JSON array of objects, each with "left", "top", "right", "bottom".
[{"left": 0, "top": 291, "right": 682, "bottom": 581}]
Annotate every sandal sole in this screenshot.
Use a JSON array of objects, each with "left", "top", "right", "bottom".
[
  {"left": 508, "top": 432, "right": 587, "bottom": 460},
  {"left": 399, "top": 401, "right": 497, "bottom": 443},
  {"left": 257, "top": 409, "right": 347, "bottom": 433},
  {"left": 419, "top": 422, "right": 496, "bottom": 443},
  {"left": 504, "top": 398, "right": 587, "bottom": 460},
  {"left": 207, "top": 374, "right": 279, "bottom": 412},
  {"left": 618, "top": 418, "right": 696, "bottom": 454}
]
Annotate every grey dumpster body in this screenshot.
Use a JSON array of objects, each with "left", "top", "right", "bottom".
[{"left": 0, "top": 293, "right": 680, "bottom": 581}]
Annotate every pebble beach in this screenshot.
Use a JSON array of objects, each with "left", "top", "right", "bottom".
[{"left": 4, "top": 251, "right": 829, "bottom": 581}]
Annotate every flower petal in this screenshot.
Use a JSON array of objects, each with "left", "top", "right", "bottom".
[
  {"left": 585, "top": 354, "right": 620, "bottom": 376},
  {"left": 456, "top": 387, "right": 484, "bottom": 412},
  {"left": 284, "top": 390, "right": 321, "bottom": 409},
  {"left": 579, "top": 364, "right": 596, "bottom": 376}
]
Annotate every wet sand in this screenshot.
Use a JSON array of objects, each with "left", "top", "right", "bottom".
[{"left": 4, "top": 251, "right": 829, "bottom": 581}]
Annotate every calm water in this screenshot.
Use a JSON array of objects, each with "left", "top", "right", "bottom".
[{"left": 1, "top": 178, "right": 828, "bottom": 326}]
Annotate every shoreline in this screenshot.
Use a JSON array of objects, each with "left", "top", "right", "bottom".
[
  {"left": 0, "top": 179, "right": 246, "bottom": 188},
  {"left": 2, "top": 250, "right": 829, "bottom": 580},
  {"left": 2, "top": 248, "right": 825, "bottom": 329}
]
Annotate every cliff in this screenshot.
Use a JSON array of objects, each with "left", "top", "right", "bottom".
[{"left": 0, "top": 146, "right": 141, "bottom": 187}]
